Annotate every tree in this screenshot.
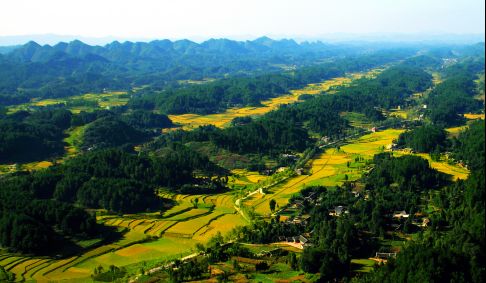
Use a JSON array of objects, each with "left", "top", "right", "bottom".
[
  {"left": 289, "top": 253, "right": 299, "bottom": 270},
  {"left": 269, "top": 199, "right": 277, "bottom": 213}
]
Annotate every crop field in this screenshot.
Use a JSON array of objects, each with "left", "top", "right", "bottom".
[
  {"left": 464, "top": 113, "right": 485, "bottom": 120},
  {"left": 388, "top": 108, "right": 409, "bottom": 119},
  {"left": 21, "top": 160, "right": 54, "bottom": 172},
  {"left": 164, "top": 210, "right": 227, "bottom": 237},
  {"left": 63, "top": 125, "right": 86, "bottom": 156},
  {"left": 0, "top": 193, "right": 241, "bottom": 282},
  {"left": 0, "top": 126, "right": 472, "bottom": 281},
  {"left": 351, "top": 258, "right": 376, "bottom": 273},
  {"left": 431, "top": 72, "right": 442, "bottom": 86},
  {"left": 169, "top": 68, "right": 383, "bottom": 130},
  {"left": 7, "top": 91, "right": 130, "bottom": 114},
  {"left": 193, "top": 213, "right": 246, "bottom": 241},
  {"left": 247, "top": 127, "right": 469, "bottom": 216},
  {"left": 247, "top": 129, "right": 404, "bottom": 215},
  {"left": 228, "top": 169, "right": 269, "bottom": 189},
  {"left": 340, "top": 129, "right": 404, "bottom": 157},
  {"left": 341, "top": 112, "right": 374, "bottom": 129},
  {"left": 421, "top": 154, "right": 469, "bottom": 180},
  {"left": 390, "top": 151, "right": 469, "bottom": 181},
  {"left": 446, "top": 125, "right": 468, "bottom": 137}
]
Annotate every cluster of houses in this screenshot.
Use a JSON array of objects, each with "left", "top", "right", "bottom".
[
  {"left": 389, "top": 210, "right": 430, "bottom": 230},
  {"left": 278, "top": 234, "right": 312, "bottom": 249}
]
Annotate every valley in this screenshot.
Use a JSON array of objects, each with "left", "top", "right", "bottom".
[{"left": 0, "top": 37, "right": 484, "bottom": 283}]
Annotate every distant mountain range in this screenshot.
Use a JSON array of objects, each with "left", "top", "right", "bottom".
[
  {"left": 1, "top": 33, "right": 484, "bottom": 46},
  {"left": 4, "top": 37, "right": 330, "bottom": 62},
  {"left": 0, "top": 37, "right": 365, "bottom": 104},
  {"left": 0, "top": 36, "right": 483, "bottom": 107}
]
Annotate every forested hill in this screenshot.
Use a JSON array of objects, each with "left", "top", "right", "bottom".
[
  {"left": 0, "top": 37, "right": 368, "bottom": 104},
  {"left": 129, "top": 53, "right": 419, "bottom": 115},
  {"left": 1, "top": 38, "right": 483, "bottom": 109}
]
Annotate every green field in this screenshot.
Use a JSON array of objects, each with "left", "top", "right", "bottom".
[{"left": 7, "top": 91, "right": 130, "bottom": 114}]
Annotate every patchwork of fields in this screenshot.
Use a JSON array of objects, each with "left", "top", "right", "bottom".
[
  {"left": 7, "top": 91, "right": 130, "bottom": 114},
  {"left": 244, "top": 128, "right": 470, "bottom": 215},
  {"left": 0, "top": 67, "right": 475, "bottom": 281},
  {"left": 0, "top": 127, "right": 471, "bottom": 281},
  {"left": 0, "top": 190, "right": 246, "bottom": 281},
  {"left": 244, "top": 129, "right": 404, "bottom": 215},
  {"left": 169, "top": 68, "right": 383, "bottom": 130}
]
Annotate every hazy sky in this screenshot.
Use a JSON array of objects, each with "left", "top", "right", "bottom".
[{"left": 1, "top": 0, "right": 484, "bottom": 40}]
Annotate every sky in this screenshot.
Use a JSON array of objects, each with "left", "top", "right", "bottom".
[{"left": 0, "top": 0, "right": 484, "bottom": 43}]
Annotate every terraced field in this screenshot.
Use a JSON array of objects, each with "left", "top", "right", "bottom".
[
  {"left": 1, "top": 127, "right": 471, "bottom": 281},
  {"left": 228, "top": 169, "right": 269, "bottom": 189},
  {"left": 3, "top": 65, "right": 472, "bottom": 281}
]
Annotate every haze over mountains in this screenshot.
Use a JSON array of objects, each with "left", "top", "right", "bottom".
[{"left": 1, "top": 33, "right": 484, "bottom": 47}]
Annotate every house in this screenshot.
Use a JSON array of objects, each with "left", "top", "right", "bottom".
[
  {"left": 295, "top": 168, "right": 304, "bottom": 175},
  {"left": 386, "top": 143, "right": 398, "bottom": 150},
  {"left": 299, "top": 235, "right": 309, "bottom": 245},
  {"left": 371, "top": 127, "right": 377, "bottom": 133},
  {"left": 422, "top": 218, "right": 430, "bottom": 227},
  {"left": 292, "top": 217, "right": 303, "bottom": 224},
  {"left": 290, "top": 202, "right": 304, "bottom": 210},
  {"left": 329, "top": 206, "right": 348, "bottom": 217},
  {"left": 393, "top": 210, "right": 410, "bottom": 219},
  {"left": 375, "top": 252, "right": 397, "bottom": 259},
  {"left": 281, "top": 154, "right": 297, "bottom": 160},
  {"left": 276, "top": 167, "right": 288, "bottom": 173}
]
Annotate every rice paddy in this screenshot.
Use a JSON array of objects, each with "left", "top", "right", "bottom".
[
  {"left": 228, "top": 169, "right": 269, "bottom": 188},
  {"left": 6, "top": 91, "right": 130, "bottom": 114},
  {"left": 169, "top": 68, "right": 383, "bottom": 130},
  {"left": 390, "top": 151, "right": 469, "bottom": 181},
  {"left": 464, "top": 113, "right": 485, "bottom": 120},
  {"left": 0, "top": 126, "right": 473, "bottom": 281},
  {"left": 245, "top": 129, "right": 403, "bottom": 215},
  {"left": 1, "top": 65, "right": 474, "bottom": 281}
]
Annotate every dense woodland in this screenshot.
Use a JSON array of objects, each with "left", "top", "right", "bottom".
[
  {"left": 0, "top": 109, "right": 72, "bottom": 162},
  {"left": 426, "top": 75, "right": 483, "bottom": 126},
  {"left": 396, "top": 125, "right": 447, "bottom": 153}
]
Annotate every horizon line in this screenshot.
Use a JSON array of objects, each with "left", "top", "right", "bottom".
[{"left": 0, "top": 32, "right": 485, "bottom": 46}]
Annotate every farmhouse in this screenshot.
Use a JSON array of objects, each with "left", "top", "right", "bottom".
[
  {"left": 281, "top": 234, "right": 312, "bottom": 249},
  {"left": 393, "top": 210, "right": 410, "bottom": 219},
  {"left": 329, "top": 206, "right": 348, "bottom": 216},
  {"left": 276, "top": 167, "right": 288, "bottom": 173},
  {"left": 375, "top": 252, "right": 397, "bottom": 259},
  {"left": 386, "top": 143, "right": 398, "bottom": 150}
]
